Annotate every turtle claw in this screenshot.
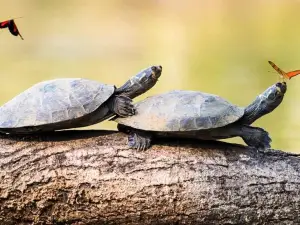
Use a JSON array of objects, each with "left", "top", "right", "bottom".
[
  {"left": 144, "top": 138, "right": 151, "bottom": 150},
  {"left": 257, "top": 131, "right": 272, "bottom": 150},
  {"left": 136, "top": 138, "right": 143, "bottom": 151},
  {"left": 128, "top": 133, "right": 136, "bottom": 148},
  {"left": 127, "top": 131, "right": 152, "bottom": 151},
  {"left": 140, "top": 136, "right": 147, "bottom": 151},
  {"left": 138, "top": 143, "right": 144, "bottom": 151},
  {"left": 140, "top": 137, "right": 151, "bottom": 151},
  {"left": 262, "top": 133, "right": 272, "bottom": 149}
]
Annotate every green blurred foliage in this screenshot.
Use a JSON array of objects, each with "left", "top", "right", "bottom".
[{"left": 0, "top": 0, "right": 300, "bottom": 152}]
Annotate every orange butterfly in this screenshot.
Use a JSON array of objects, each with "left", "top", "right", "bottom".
[{"left": 268, "top": 61, "right": 300, "bottom": 80}]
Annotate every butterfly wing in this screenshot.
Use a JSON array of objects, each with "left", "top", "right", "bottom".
[
  {"left": 286, "top": 70, "right": 300, "bottom": 79},
  {"left": 269, "top": 61, "right": 300, "bottom": 80},
  {"left": 0, "top": 20, "right": 9, "bottom": 29},
  {"left": 8, "top": 20, "right": 23, "bottom": 40},
  {"left": 268, "top": 61, "right": 289, "bottom": 79}
]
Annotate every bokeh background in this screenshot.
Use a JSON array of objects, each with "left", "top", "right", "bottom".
[{"left": 1, "top": 0, "right": 300, "bottom": 152}]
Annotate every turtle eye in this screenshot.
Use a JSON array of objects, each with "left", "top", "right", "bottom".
[
  {"left": 266, "top": 89, "right": 276, "bottom": 100},
  {"left": 151, "top": 66, "right": 157, "bottom": 72},
  {"left": 140, "top": 74, "right": 149, "bottom": 82}
]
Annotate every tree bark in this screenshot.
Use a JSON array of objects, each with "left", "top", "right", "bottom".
[{"left": 0, "top": 130, "right": 300, "bottom": 225}]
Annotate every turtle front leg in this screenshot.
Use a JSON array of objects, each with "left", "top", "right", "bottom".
[
  {"left": 108, "top": 95, "right": 135, "bottom": 117},
  {"left": 117, "top": 124, "right": 153, "bottom": 151},
  {"left": 128, "top": 130, "right": 153, "bottom": 151},
  {"left": 239, "top": 125, "right": 272, "bottom": 149}
]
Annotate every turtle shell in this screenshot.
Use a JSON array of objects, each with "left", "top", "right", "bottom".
[
  {"left": 0, "top": 78, "right": 115, "bottom": 128},
  {"left": 115, "top": 90, "right": 244, "bottom": 131}
]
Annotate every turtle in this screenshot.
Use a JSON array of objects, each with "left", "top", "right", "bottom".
[
  {"left": 113, "top": 82, "right": 287, "bottom": 150},
  {"left": 0, "top": 65, "right": 162, "bottom": 134}
]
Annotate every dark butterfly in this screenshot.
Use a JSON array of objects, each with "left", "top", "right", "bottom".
[{"left": 0, "top": 18, "right": 23, "bottom": 40}]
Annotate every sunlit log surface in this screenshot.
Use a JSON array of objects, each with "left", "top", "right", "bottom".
[{"left": 0, "top": 130, "right": 299, "bottom": 225}]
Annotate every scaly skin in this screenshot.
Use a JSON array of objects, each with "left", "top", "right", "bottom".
[{"left": 109, "top": 65, "right": 162, "bottom": 118}]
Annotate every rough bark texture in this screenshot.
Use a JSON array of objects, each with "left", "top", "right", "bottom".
[{"left": 0, "top": 130, "right": 300, "bottom": 225}]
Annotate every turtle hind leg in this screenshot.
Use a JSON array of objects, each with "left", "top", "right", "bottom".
[
  {"left": 197, "top": 124, "right": 272, "bottom": 149},
  {"left": 128, "top": 130, "right": 153, "bottom": 151},
  {"left": 240, "top": 125, "right": 272, "bottom": 149},
  {"left": 117, "top": 125, "right": 152, "bottom": 151},
  {"left": 108, "top": 95, "right": 135, "bottom": 117}
]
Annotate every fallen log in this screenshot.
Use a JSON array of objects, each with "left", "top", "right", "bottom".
[{"left": 0, "top": 130, "right": 299, "bottom": 225}]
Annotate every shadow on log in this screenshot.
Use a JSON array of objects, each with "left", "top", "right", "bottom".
[{"left": 0, "top": 130, "right": 300, "bottom": 224}]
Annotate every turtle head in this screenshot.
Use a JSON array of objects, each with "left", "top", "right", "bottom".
[
  {"left": 116, "top": 65, "right": 162, "bottom": 99},
  {"left": 241, "top": 82, "right": 287, "bottom": 125},
  {"left": 263, "top": 82, "right": 286, "bottom": 102}
]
